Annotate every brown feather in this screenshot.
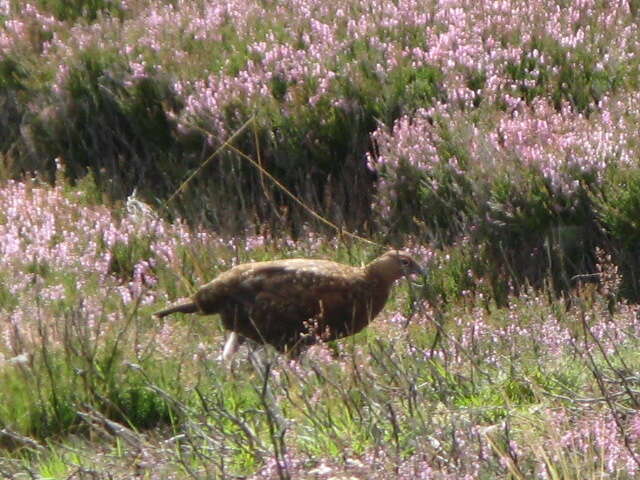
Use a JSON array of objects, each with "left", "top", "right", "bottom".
[
  {"left": 153, "top": 250, "right": 424, "bottom": 356},
  {"left": 153, "top": 301, "right": 198, "bottom": 318}
]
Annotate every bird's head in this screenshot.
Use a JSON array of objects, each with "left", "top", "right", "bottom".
[{"left": 367, "top": 250, "right": 426, "bottom": 282}]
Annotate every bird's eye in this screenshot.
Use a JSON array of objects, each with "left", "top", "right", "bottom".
[{"left": 400, "top": 258, "right": 410, "bottom": 266}]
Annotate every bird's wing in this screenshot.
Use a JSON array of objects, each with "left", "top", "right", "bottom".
[
  {"left": 234, "top": 262, "right": 363, "bottom": 326},
  {"left": 195, "top": 259, "right": 371, "bottom": 347}
]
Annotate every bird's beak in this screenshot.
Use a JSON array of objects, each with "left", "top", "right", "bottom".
[
  {"left": 414, "top": 265, "right": 428, "bottom": 277},
  {"left": 403, "top": 263, "right": 427, "bottom": 289},
  {"left": 405, "top": 263, "right": 427, "bottom": 277}
]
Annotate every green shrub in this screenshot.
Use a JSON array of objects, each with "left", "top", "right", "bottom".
[
  {"left": 594, "top": 167, "right": 640, "bottom": 248},
  {"left": 0, "top": 313, "right": 178, "bottom": 440},
  {"left": 506, "top": 37, "right": 622, "bottom": 113},
  {"left": 211, "top": 61, "right": 445, "bottom": 232},
  {"left": 0, "top": 57, "right": 29, "bottom": 157},
  {"left": 592, "top": 167, "right": 640, "bottom": 298},
  {"left": 107, "top": 236, "right": 155, "bottom": 280},
  {"left": 34, "top": 0, "right": 124, "bottom": 22},
  {"left": 482, "top": 166, "right": 597, "bottom": 291},
  {"left": 29, "top": 48, "right": 181, "bottom": 199}
]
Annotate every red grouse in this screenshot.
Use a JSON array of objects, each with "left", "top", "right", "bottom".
[{"left": 153, "top": 250, "right": 424, "bottom": 358}]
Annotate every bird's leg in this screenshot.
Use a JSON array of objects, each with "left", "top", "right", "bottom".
[{"left": 219, "top": 331, "right": 242, "bottom": 362}]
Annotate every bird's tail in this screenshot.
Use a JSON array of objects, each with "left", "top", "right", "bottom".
[{"left": 153, "top": 301, "right": 198, "bottom": 318}]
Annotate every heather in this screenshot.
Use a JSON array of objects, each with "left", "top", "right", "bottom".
[
  {"left": 3, "top": 0, "right": 640, "bottom": 288},
  {"left": 2, "top": 178, "right": 640, "bottom": 479},
  {"left": 3, "top": 0, "right": 640, "bottom": 477}
]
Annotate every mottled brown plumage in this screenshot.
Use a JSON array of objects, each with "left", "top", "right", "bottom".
[{"left": 154, "top": 250, "right": 424, "bottom": 357}]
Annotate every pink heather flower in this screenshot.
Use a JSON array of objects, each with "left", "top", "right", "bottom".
[{"left": 629, "top": 413, "right": 640, "bottom": 442}]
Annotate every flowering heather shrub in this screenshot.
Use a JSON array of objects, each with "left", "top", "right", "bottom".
[
  {"left": 0, "top": 177, "right": 227, "bottom": 359},
  {"left": 1, "top": 0, "right": 638, "bottom": 236},
  {"left": 2, "top": 0, "right": 636, "bottom": 125},
  {"left": 248, "top": 284, "right": 640, "bottom": 479},
  {"left": 368, "top": 90, "right": 640, "bottom": 288},
  {"left": 370, "top": 92, "right": 639, "bottom": 227}
]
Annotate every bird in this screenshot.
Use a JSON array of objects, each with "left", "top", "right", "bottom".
[{"left": 153, "top": 250, "right": 425, "bottom": 359}]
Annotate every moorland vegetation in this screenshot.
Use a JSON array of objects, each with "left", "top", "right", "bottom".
[{"left": 2, "top": 0, "right": 640, "bottom": 477}]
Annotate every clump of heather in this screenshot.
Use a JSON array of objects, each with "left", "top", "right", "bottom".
[
  {"left": 368, "top": 89, "right": 640, "bottom": 288},
  {"left": 369, "top": 92, "right": 639, "bottom": 226},
  {"left": 3, "top": 0, "right": 640, "bottom": 236}
]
